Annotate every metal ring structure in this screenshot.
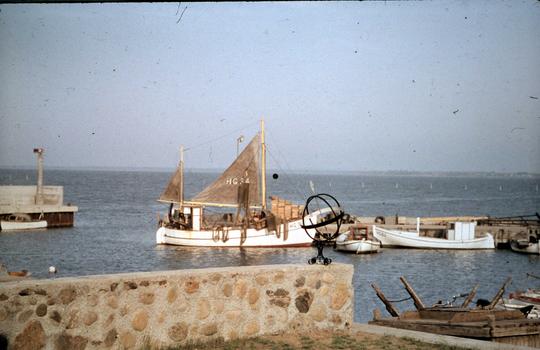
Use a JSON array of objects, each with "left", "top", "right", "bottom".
[
  {"left": 301, "top": 193, "right": 344, "bottom": 265},
  {"left": 301, "top": 193, "right": 344, "bottom": 241}
]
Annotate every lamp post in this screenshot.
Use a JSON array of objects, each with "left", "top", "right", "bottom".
[
  {"left": 236, "top": 135, "right": 244, "bottom": 156},
  {"left": 33, "top": 148, "right": 44, "bottom": 205}
]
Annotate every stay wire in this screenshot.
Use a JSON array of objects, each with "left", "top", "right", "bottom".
[
  {"left": 264, "top": 130, "right": 312, "bottom": 201},
  {"left": 183, "top": 121, "right": 259, "bottom": 152},
  {"left": 265, "top": 146, "right": 309, "bottom": 202}
]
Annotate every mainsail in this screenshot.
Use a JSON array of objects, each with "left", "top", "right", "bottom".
[
  {"left": 158, "top": 165, "right": 183, "bottom": 203},
  {"left": 188, "top": 135, "right": 261, "bottom": 207}
]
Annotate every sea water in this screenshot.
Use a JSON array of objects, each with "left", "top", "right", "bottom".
[{"left": 0, "top": 169, "right": 539, "bottom": 322}]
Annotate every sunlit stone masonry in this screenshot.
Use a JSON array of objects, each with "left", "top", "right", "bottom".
[{"left": 0, "top": 263, "right": 353, "bottom": 349}]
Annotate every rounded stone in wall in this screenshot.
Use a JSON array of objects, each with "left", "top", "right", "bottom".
[
  {"left": 104, "top": 328, "right": 117, "bottom": 347},
  {"left": 244, "top": 321, "right": 259, "bottom": 336},
  {"left": 225, "top": 310, "right": 241, "bottom": 322},
  {"left": 83, "top": 311, "right": 98, "bottom": 326},
  {"left": 17, "top": 310, "right": 33, "bottom": 323},
  {"left": 222, "top": 283, "right": 232, "bottom": 297},
  {"left": 255, "top": 275, "right": 268, "bottom": 286},
  {"left": 209, "top": 273, "right": 222, "bottom": 284},
  {"left": 309, "top": 303, "right": 327, "bottom": 322},
  {"left": 196, "top": 299, "right": 210, "bottom": 320},
  {"left": 273, "top": 271, "right": 285, "bottom": 283},
  {"left": 58, "top": 287, "right": 77, "bottom": 305},
  {"left": 0, "top": 306, "right": 7, "bottom": 321},
  {"left": 49, "top": 310, "right": 62, "bottom": 323},
  {"left": 106, "top": 295, "right": 118, "bottom": 309},
  {"left": 184, "top": 279, "right": 200, "bottom": 294},
  {"left": 330, "top": 283, "right": 349, "bottom": 310},
  {"left": 295, "top": 290, "right": 313, "bottom": 313},
  {"left": 12, "top": 320, "right": 46, "bottom": 350},
  {"left": 234, "top": 279, "right": 248, "bottom": 298},
  {"left": 87, "top": 294, "right": 99, "bottom": 307},
  {"left": 168, "top": 322, "right": 188, "bottom": 341},
  {"left": 139, "top": 292, "right": 155, "bottom": 305},
  {"left": 167, "top": 287, "right": 177, "bottom": 304},
  {"left": 200, "top": 323, "right": 218, "bottom": 336},
  {"left": 213, "top": 299, "right": 225, "bottom": 314},
  {"left": 131, "top": 310, "right": 148, "bottom": 331},
  {"left": 120, "top": 332, "right": 137, "bottom": 349},
  {"left": 247, "top": 288, "right": 259, "bottom": 305},
  {"left": 35, "top": 304, "right": 47, "bottom": 317},
  {"left": 322, "top": 272, "right": 335, "bottom": 284}
]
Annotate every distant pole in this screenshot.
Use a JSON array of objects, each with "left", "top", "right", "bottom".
[
  {"left": 260, "top": 119, "right": 266, "bottom": 210},
  {"left": 236, "top": 135, "right": 244, "bottom": 156},
  {"left": 33, "top": 148, "right": 44, "bottom": 205},
  {"left": 180, "top": 145, "right": 184, "bottom": 206}
]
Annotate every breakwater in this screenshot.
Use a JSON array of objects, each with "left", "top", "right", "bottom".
[{"left": 0, "top": 263, "right": 353, "bottom": 349}]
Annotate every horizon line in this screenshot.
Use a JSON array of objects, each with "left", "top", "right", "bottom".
[{"left": 0, "top": 165, "right": 539, "bottom": 177}]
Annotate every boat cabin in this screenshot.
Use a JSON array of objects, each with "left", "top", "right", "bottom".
[{"left": 447, "top": 222, "right": 476, "bottom": 240}]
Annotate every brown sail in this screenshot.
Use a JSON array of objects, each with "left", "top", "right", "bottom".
[
  {"left": 158, "top": 165, "right": 183, "bottom": 203},
  {"left": 188, "top": 135, "right": 261, "bottom": 207}
]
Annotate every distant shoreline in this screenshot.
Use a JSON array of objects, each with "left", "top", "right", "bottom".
[{"left": 0, "top": 166, "right": 538, "bottom": 178}]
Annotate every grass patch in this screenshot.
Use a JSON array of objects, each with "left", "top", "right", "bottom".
[{"left": 140, "top": 332, "right": 473, "bottom": 350}]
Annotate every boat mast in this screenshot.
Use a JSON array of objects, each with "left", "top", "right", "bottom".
[
  {"left": 260, "top": 119, "right": 267, "bottom": 210},
  {"left": 180, "top": 145, "right": 184, "bottom": 206}
]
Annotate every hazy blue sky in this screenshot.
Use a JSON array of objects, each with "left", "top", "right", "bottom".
[{"left": 1, "top": 1, "right": 539, "bottom": 173}]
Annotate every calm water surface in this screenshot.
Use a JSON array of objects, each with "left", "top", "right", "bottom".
[{"left": 1, "top": 169, "right": 539, "bottom": 322}]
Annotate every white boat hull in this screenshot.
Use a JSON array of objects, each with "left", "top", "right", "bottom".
[
  {"left": 335, "top": 239, "right": 380, "bottom": 254},
  {"left": 1, "top": 220, "right": 47, "bottom": 231},
  {"left": 156, "top": 216, "right": 316, "bottom": 247},
  {"left": 510, "top": 241, "right": 540, "bottom": 255},
  {"left": 372, "top": 225, "right": 495, "bottom": 250}
]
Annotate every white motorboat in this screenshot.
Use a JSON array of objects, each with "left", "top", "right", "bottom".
[
  {"left": 156, "top": 120, "right": 323, "bottom": 247},
  {"left": 510, "top": 239, "right": 540, "bottom": 255},
  {"left": 0, "top": 214, "right": 47, "bottom": 231},
  {"left": 372, "top": 222, "right": 495, "bottom": 249},
  {"left": 503, "top": 289, "right": 540, "bottom": 319},
  {"left": 335, "top": 226, "right": 380, "bottom": 254}
]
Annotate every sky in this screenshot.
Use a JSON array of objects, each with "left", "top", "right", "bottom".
[{"left": 0, "top": 1, "right": 539, "bottom": 173}]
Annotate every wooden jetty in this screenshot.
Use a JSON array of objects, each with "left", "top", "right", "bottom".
[
  {"left": 0, "top": 148, "right": 77, "bottom": 229},
  {"left": 370, "top": 277, "right": 540, "bottom": 348},
  {"left": 353, "top": 214, "right": 540, "bottom": 248}
]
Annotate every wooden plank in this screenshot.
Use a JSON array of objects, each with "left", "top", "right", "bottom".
[
  {"left": 371, "top": 283, "right": 400, "bottom": 317},
  {"left": 461, "top": 284, "right": 479, "bottom": 308},
  {"left": 400, "top": 276, "right": 425, "bottom": 310},
  {"left": 449, "top": 310, "right": 524, "bottom": 323},
  {"left": 487, "top": 277, "right": 512, "bottom": 310},
  {"left": 369, "top": 319, "right": 492, "bottom": 338}
]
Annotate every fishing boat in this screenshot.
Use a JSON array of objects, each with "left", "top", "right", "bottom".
[
  {"left": 510, "top": 238, "right": 540, "bottom": 255},
  {"left": 372, "top": 221, "right": 494, "bottom": 249},
  {"left": 0, "top": 213, "right": 47, "bottom": 231},
  {"left": 335, "top": 226, "right": 380, "bottom": 254},
  {"left": 155, "top": 120, "right": 324, "bottom": 247}
]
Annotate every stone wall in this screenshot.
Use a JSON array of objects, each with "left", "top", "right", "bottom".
[{"left": 0, "top": 264, "right": 353, "bottom": 349}]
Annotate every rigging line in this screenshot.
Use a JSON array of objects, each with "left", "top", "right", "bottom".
[
  {"left": 184, "top": 121, "right": 259, "bottom": 152},
  {"left": 265, "top": 131, "right": 312, "bottom": 200},
  {"left": 266, "top": 146, "right": 307, "bottom": 201}
]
